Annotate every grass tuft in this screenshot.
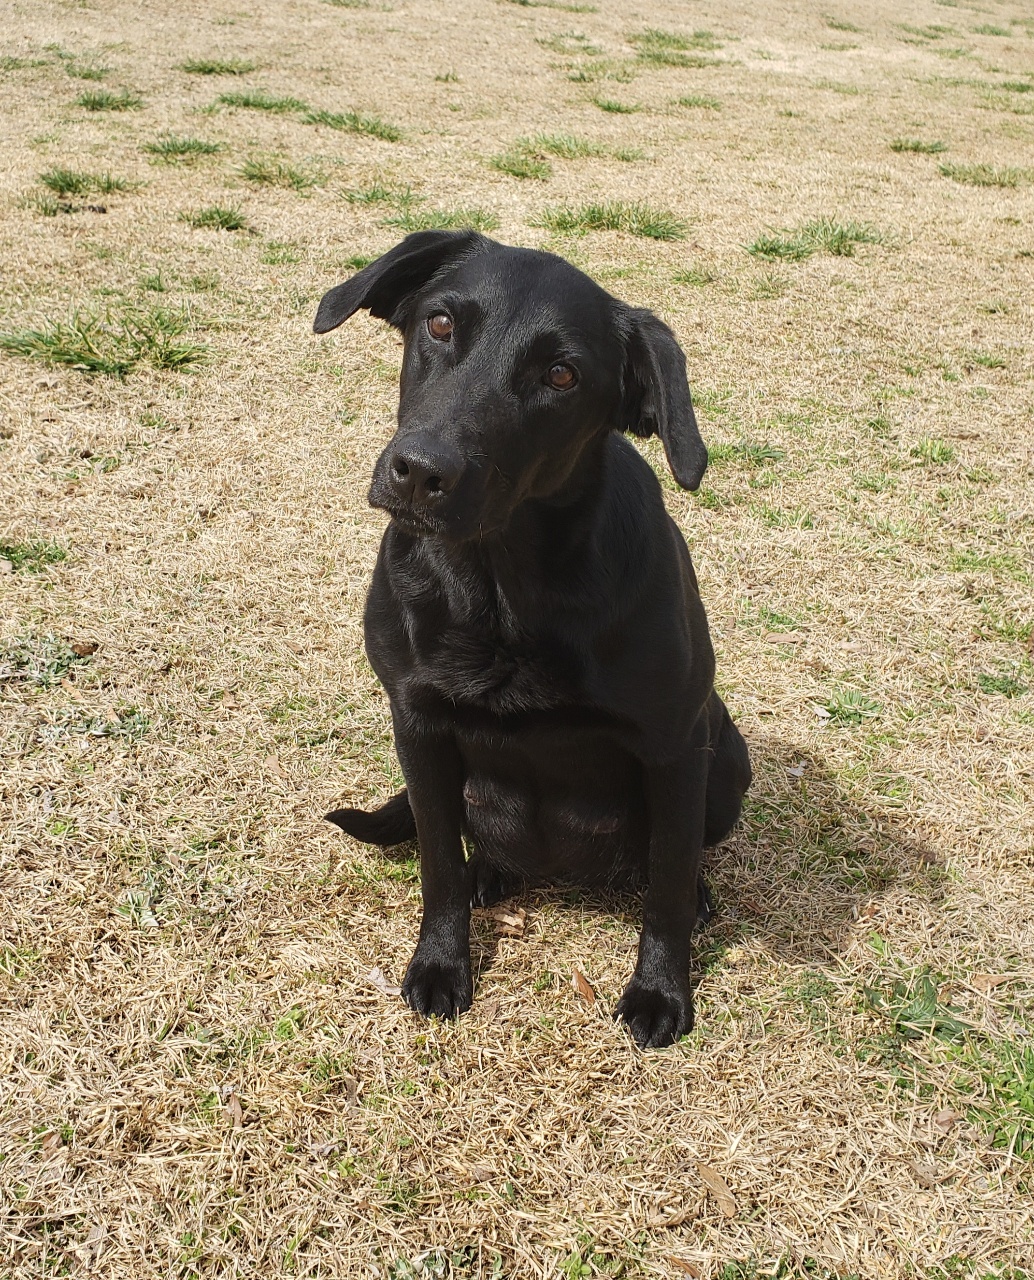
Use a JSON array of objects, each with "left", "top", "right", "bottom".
[
  {"left": 39, "top": 168, "right": 133, "bottom": 196},
  {"left": 301, "top": 109, "right": 402, "bottom": 141},
  {"left": 591, "top": 96, "right": 638, "bottom": 113},
  {"left": 66, "top": 63, "right": 110, "bottom": 81},
  {"left": 142, "top": 134, "right": 224, "bottom": 162},
  {"left": 239, "top": 156, "right": 316, "bottom": 191},
  {"left": 490, "top": 149, "right": 552, "bottom": 180},
  {"left": 673, "top": 267, "right": 716, "bottom": 286},
  {"left": 528, "top": 133, "right": 605, "bottom": 158},
  {"left": 180, "top": 58, "right": 256, "bottom": 75},
  {"left": 383, "top": 206, "right": 499, "bottom": 232},
  {"left": 0, "top": 543, "right": 67, "bottom": 574},
  {"left": 75, "top": 87, "right": 142, "bottom": 111},
  {"left": 534, "top": 200, "right": 687, "bottom": 240},
  {"left": 675, "top": 94, "right": 721, "bottom": 110},
  {"left": 938, "top": 161, "right": 1027, "bottom": 187},
  {"left": 217, "top": 90, "right": 308, "bottom": 113},
  {"left": 890, "top": 137, "right": 947, "bottom": 153},
  {"left": 342, "top": 183, "right": 417, "bottom": 207},
  {"left": 747, "top": 217, "right": 882, "bottom": 260},
  {"left": 824, "top": 15, "right": 862, "bottom": 32},
  {"left": 182, "top": 205, "right": 250, "bottom": 231},
  {"left": 0, "top": 308, "right": 205, "bottom": 377},
  {"left": 910, "top": 437, "right": 955, "bottom": 465},
  {"left": 630, "top": 28, "right": 722, "bottom": 67}
]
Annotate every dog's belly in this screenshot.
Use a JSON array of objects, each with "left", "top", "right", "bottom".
[{"left": 456, "top": 725, "right": 648, "bottom": 886}]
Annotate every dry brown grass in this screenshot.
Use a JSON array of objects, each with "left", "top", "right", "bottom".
[{"left": 2, "top": 1, "right": 1033, "bottom": 1277}]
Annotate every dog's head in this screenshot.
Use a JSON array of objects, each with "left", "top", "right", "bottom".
[{"left": 314, "top": 231, "right": 707, "bottom": 540}]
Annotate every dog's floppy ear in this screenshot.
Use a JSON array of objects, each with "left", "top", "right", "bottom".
[
  {"left": 622, "top": 308, "right": 708, "bottom": 491},
  {"left": 313, "top": 230, "right": 483, "bottom": 334}
]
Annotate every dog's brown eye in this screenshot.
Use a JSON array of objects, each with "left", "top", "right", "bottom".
[
  {"left": 427, "top": 314, "right": 454, "bottom": 341},
  {"left": 546, "top": 363, "right": 577, "bottom": 391}
]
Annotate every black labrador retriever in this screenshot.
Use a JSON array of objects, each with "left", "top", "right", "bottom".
[{"left": 315, "top": 231, "right": 751, "bottom": 1048}]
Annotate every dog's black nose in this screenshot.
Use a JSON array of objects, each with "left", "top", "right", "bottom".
[{"left": 389, "top": 437, "right": 464, "bottom": 507}]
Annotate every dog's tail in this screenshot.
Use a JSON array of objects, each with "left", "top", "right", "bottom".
[{"left": 324, "top": 789, "right": 417, "bottom": 846}]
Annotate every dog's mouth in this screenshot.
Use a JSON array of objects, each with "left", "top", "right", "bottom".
[{"left": 371, "top": 497, "right": 443, "bottom": 537}]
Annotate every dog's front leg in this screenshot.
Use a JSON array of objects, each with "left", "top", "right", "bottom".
[
  {"left": 616, "top": 722, "right": 709, "bottom": 1049},
  {"left": 393, "top": 720, "right": 472, "bottom": 1020}
]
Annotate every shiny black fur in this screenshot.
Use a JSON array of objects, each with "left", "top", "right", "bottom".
[{"left": 316, "top": 232, "right": 751, "bottom": 1048}]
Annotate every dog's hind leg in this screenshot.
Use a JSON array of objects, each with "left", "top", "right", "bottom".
[
  {"left": 325, "top": 789, "right": 417, "bottom": 846},
  {"left": 703, "top": 696, "right": 751, "bottom": 848}
]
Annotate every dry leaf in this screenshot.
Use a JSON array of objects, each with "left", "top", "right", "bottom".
[
  {"left": 264, "top": 754, "right": 286, "bottom": 778},
  {"left": 368, "top": 967, "right": 402, "bottom": 997},
  {"left": 971, "top": 973, "right": 1010, "bottom": 994},
  {"left": 70, "top": 640, "right": 99, "bottom": 657},
  {"left": 39, "top": 1130, "right": 63, "bottom": 1156},
  {"left": 0, "top": 559, "right": 12, "bottom": 575},
  {"left": 667, "top": 1260, "right": 701, "bottom": 1277},
  {"left": 220, "top": 1086, "right": 244, "bottom": 1129},
  {"left": 932, "top": 1108, "right": 965, "bottom": 1133},
  {"left": 571, "top": 968, "right": 596, "bottom": 1004},
  {"left": 786, "top": 761, "right": 806, "bottom": 778},
  {"left": 763, "top": 630, "right": 805, "bottom": 643},
  {"left": 696, "top": 1162, "right": 737, "bottom": 1218},
  {"left": 647, "top": 1205, "right": 697, "bottom": 1228},
  {"left": 909, "top": 1159, "right": 941, "bottom": 1188}
]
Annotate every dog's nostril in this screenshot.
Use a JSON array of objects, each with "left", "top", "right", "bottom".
[
  {"left": 393, "top": 458, "right": 410, "bottom": 478},
  {"left": 426, "top": 475, "right": 442, "bottom": 494}
]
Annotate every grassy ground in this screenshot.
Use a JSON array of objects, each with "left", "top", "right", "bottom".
[{"left": 1, "top": 0, "right": 1033, "bottom": 1276}]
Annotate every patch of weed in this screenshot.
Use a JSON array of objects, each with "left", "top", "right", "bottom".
[
  {"left": 343, "top": 253, "right": 377, "bottom": 269},
  {"left": 824, "top": 15, "right": 862, "bottom": 32},
  {"left": 180, "top": 58, "right": 256, "bottom": 75},
  {"left": 490, "top": 149, "right": 551, "bottom": 180},
  {"left": 710, "top": 440, "right": 785, "bottom": 465},
  {"left": 939, "top": 162, "right": 1026, "bottom": 187},
  {"left": 818, "top": 688, "right": 882, "bottom": 725},
  {"left": 302, "top": 108, "right": 402, "bottom": 141},
  {"left": 864, "top": 970, "right": 970, "bottom": 1041},
  {"left": 972, "top": 25, "right": 1011, "bottom": 37},
  {"left": 977, "top": 668, "right": 1027, "bottom": 698},
  {"left": 533, "top": 200, "right": 687, "bottom": 240},
  {"left": 0, "top": 545, "right": 67, "bottom": 576},
  {"left": 676, "top": 94, "right": 721, "bottom": 110},
  {"left": 75, "top": 87, "right": 142, "bottom": 111},
  {"left": 999, "top": 81, "right": 1034, "bottom": 95},
  {"left": 674, "top": 266, "right": 716, "bottom": 286},
  {"left": 66, "top": 63, "right": 110, "bottom": 81},
  {"left": 0, "top": 307, "right": 205, "bottom": 377},
  {"left": 747, "top": 217, "right": 882, "bottom": 260},
  {"left": 531, "top": 132, "right": 606, "bottom": 158},
  {"left": 503, "top": 0, "right": 597, "bottom": 10},
  {"left": 183, "top": 205, "right": 250, "bottom": 231},
  {"left": 567, "top": 59, "right": 637, "bottom": 84},
  {"left": 910, "top": 437, "right": 955, "bottom": 464},
  {"left": 537, "top": 32, "right": 602, "bottom": 57},
  {"left": 41, "top": 704, "right": 151, "bottom": 744},
  {"left": 383, "top": 206, "right": 499, "bottom": 232},
  {"left": 753, "top": 503, "right": 814, "bottom": 528},
  {"left": 143, "top": 134, "right": 224, "bottom": 162},
  {"left": 342, "top": 182, "right": 416, "bottom": 206},
  {"left": 630, "top": 28, "right": 722, "bottom": 68},
  {"left": 261, "top": 241, "right": 302, "bottom": 265},
  {"left": 217, "top": 89, "right": 308, "bottom": 113},
  {"left": 239, "top": 156, "right": 315, "bottom": 191},
  {"left": 591, "top": 96, "right": 638, "bottom": 113},
  {"left": 890, "top": 137, "right": 947, "bottom": 153},
  {"left": 40, "top": 168, "right": 132, "bottom": 197},
  {"left": 750, "top": 270, "right": 788, "bottom": 299}
]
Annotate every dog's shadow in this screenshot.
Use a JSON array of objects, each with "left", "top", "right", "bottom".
[{"left": 455, "top": 730, "right": 946, "bottom": 978}]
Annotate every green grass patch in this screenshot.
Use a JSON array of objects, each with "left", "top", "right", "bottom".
[
  {"left": 537, "top": 32, "right": 602, "bottom": 56},
  {"left": 301, "top": 109, "right": 402, "bottom": 141},
  {"left": 66, "top": 63, "right": 110, "bottom": 81},
  {"left": 0, "top": 635, "right": 94, "bottom": 683},
  {"left": 218, "top": 90, "right": 308, "bottom": 113},
  {"left": 180, "top": 58, "right": 256, "bottom": 75},
  {"left": 961, "top": 1040, "right": 1034, "bottom": 1156},
  {"left": 239, "top": 156, "right": 315, "bottom": 191},
  {"left": 999, "top": 81, "right": 1034, "bottom": 94},
  {"left": 342, "top": 182, "right": 417, "bottom": 207},
  {"left": 890, "top": 137, "right": 947, "bottom": 153},
  {"left": 567, "top": 59, "right": 637, "bottom": 84},
  {"left": 75, "top": 87, "right": 142, "bottom": 111},
  {"left": 864, "top": 970, "right": 970, "bottom": 1041},
  {"left": 343, "top": 253, "right": 377, "bottom": 270},
  {"left": 675, "top": 94, "right": 721, "bottom": 110},
  {"left": 977, "top": 668, "right": 1027, "bottom": 698},
  {"left": 972, "top": 24, "right": 1011, "bottom": 37},
  {"left": 710, "top": 440, "right": 784, "bottom": 465},
  {"left": 0, "top": 543, "right": 67, "bottom": 575},
  {"left": 39, "top": 168, "right": 133, "bottom": 197},
  {"left": 630, "top": 29, "right": 722, "bottom": 68},
  {"left": 824, "top": 15, "right": 862, "bottom": 32},
  {"left": 261, "top": 241, "right": 303, "bottom": 265},
  {"left": 910, "top": 437, "right": 955, "bottom": 464},
  {"left": 490, "top": 149, "right": 551, "bottom": 180},
  {"left": 673, "top": 266, "right": 716, "bottom": 286},
  {"left": 939, "top": 161, "right": 1027, "bottom": 187},
  {"left": 530, "top": 132, "right": 606, "bottom": 158},
  {"left": 502, "top": 0, "right": 597, "bottom": 10},
  {"left": 182, "top": 205, "right": 250, "bottom": 231},
  {"left": 818, "top": 688, "right": 882, "bottom": 725},
  {"left": 746, "top": 217, "right": 882, "bottom": 260},
  {"left": 383, "top": 206, "right": 499, "bottom": 232},
  {"left": 142, "top": 134, "right": 224, "bottom": 162},
  {"left": 591, "top": 96, "right": 639, "bottom": 113},
  {"left": 533, "top": 200, "right": 687, "bottom": 240},
  {"left": 0, "top": 307, "right": 206, "bottom": 377}
]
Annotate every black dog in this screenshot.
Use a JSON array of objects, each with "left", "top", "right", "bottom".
[{"left": 315, "top": 232, "right": 750, "bottom": 1048}]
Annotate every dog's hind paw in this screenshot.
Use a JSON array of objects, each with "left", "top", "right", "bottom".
[
  {"left": 615, "top": 978, "right": 694, "bottom": 1049},
  {"left": 468, "top": 855, "right": 515, "bottom": 909},
  {"left": 402, "top": 949, "right": 473, "bottom": 1021}
]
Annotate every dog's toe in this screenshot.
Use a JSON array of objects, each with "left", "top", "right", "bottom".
[
  {"left": 615, "top": 979, "right": 694, "bottom": 1049},
  {"left": 469, "top": 855, "right": 514, "bottom": 909},
  {"left": 402, "top": 950, "right": 473, "bottom": 1020}
]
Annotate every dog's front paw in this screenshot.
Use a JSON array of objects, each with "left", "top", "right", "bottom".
[
  {"left": 402, "top": 948, "right": 472, "bottom": 1020},
  {"left": 468, "top": 854, "right": 515, "bottom": 909},
  {"left": 615, "top": 977, "right": 694, "bottom": 1049}
]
